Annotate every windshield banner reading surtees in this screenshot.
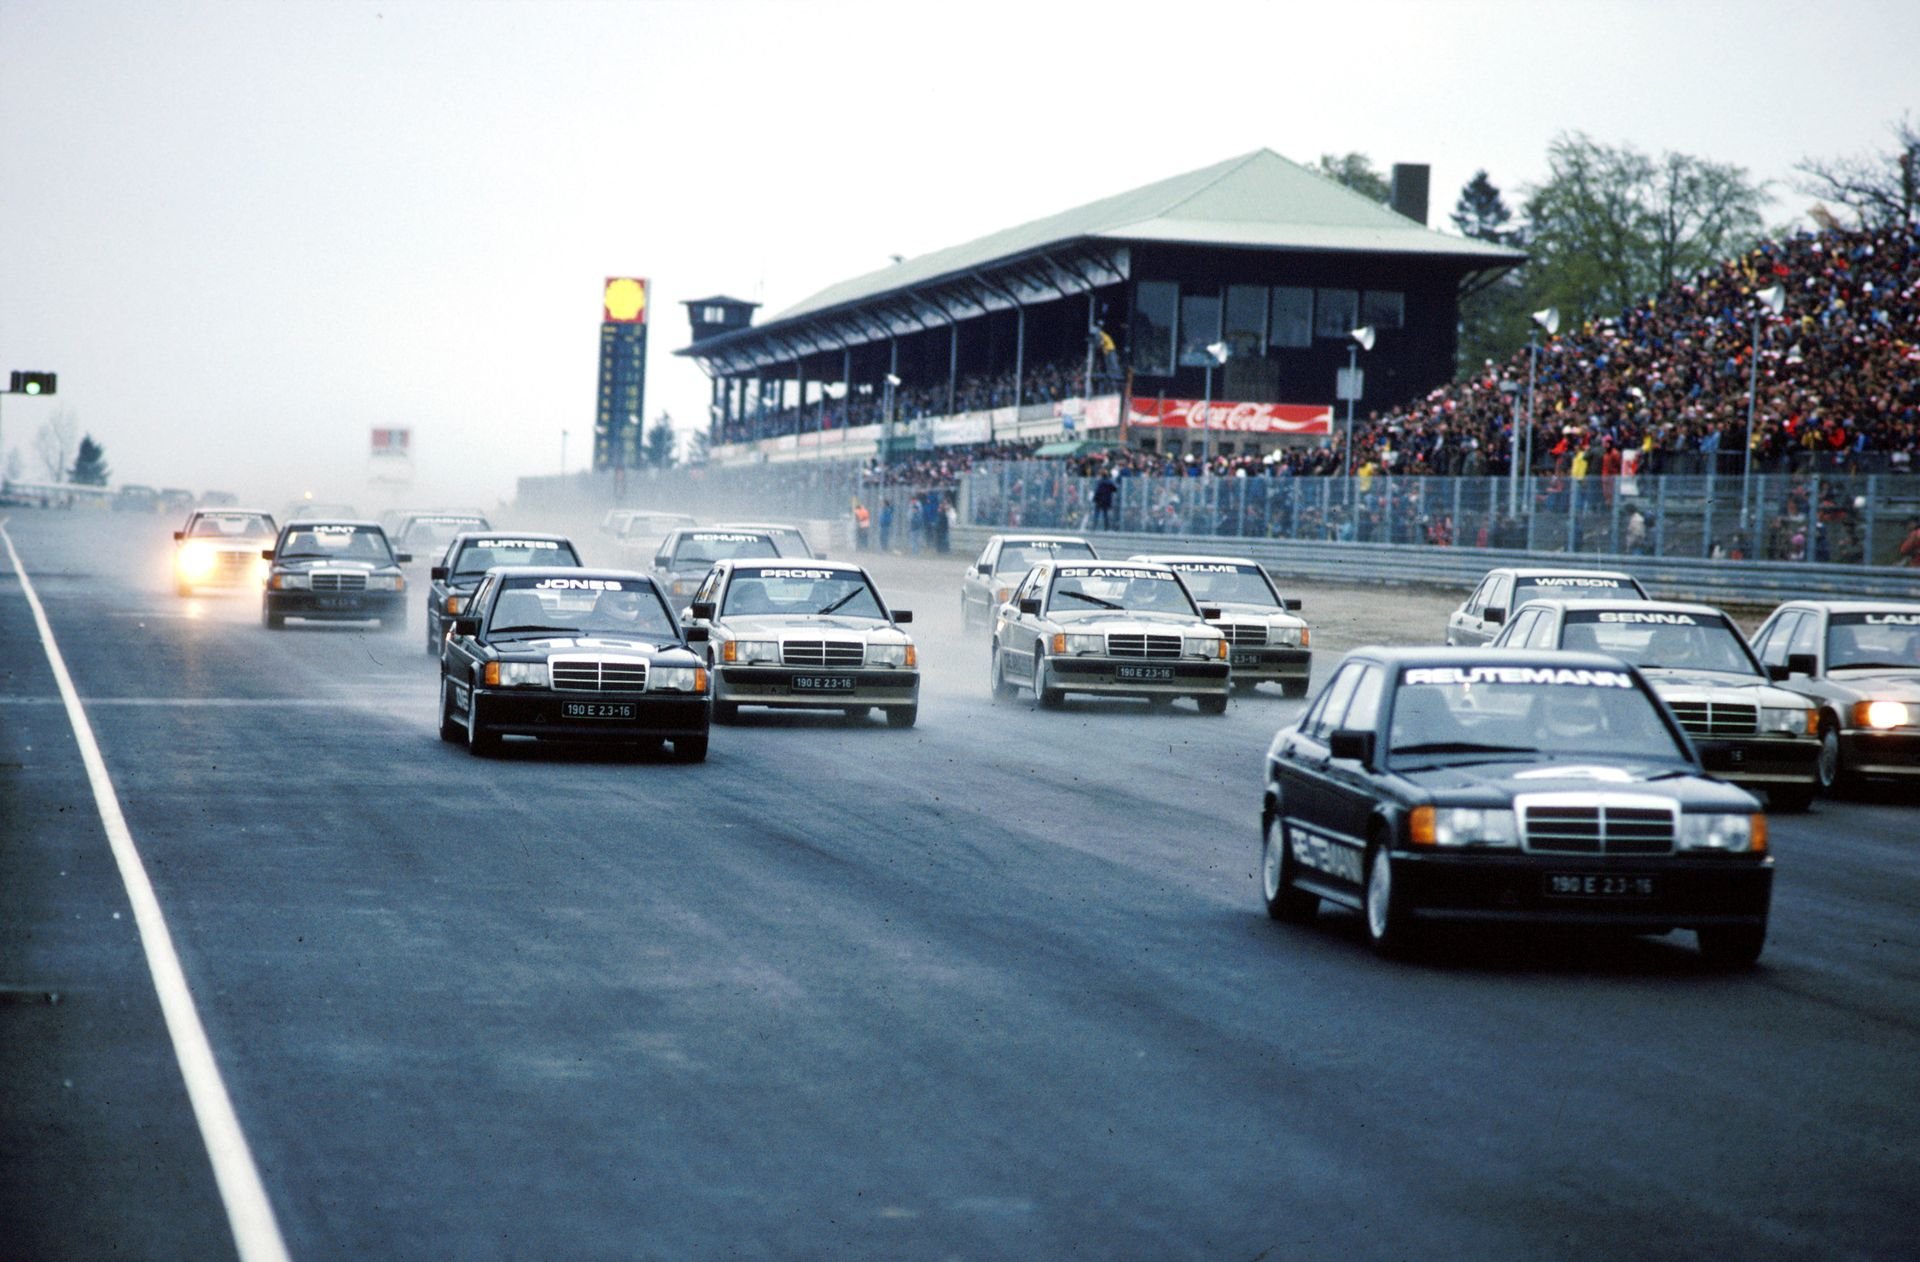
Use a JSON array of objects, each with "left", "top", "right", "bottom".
[{"left": 1126, "top": 398, "right": 1333, "bottom": 434}]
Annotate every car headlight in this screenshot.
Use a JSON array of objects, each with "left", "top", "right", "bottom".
[
  {"left": 485, "top": 661, "right": 548, "bottom": 687},
  {"left": 1409, "top": 805, "right": 1520, "bottom": 848},
  {"left": 1185, "top": 636, "right": 1227, "bottom": 659},
  {"left": 868, "top": 642, "right": 913, "bottom": 668},
  {"left": 723, "top": 639, "right": 780, "bottom": 664},
  {"left": 177, "top": 543, "right": 216, "bottom": 579},
  {"left": 1760, "top": 705, "right": 1816, "bottom": 735},
  {"left": 671, "top": 578, "right": 699, "bottom": 596},
  {"left": 649, "top": 665, "right": 707, "bottom": 693},
  {"left": 1054, "top": 632, "right": 1104, "bottom": 655},
  {"left": 1679, "top": 812, "right": 1767, "bottom": 853},
  {"left": 1852, "top": 699, "right": 1912, "bottom": 730},
  {"left": 366, "top": 573, "right": 405, "bottom": 592},
  {"left": 269, "top": 571, "right": 310, "bottom": 590},
  {"left": 1269, "top": 625, "right": 1302, "bottom": 647}
]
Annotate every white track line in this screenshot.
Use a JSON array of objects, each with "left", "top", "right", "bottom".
[{"left": 2, "top": 523, "right": 292, "bottom": 1262}]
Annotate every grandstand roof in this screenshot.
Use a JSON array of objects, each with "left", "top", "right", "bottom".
[{"left": 774, "top": 148, "right": 1523, "bottom": 323}]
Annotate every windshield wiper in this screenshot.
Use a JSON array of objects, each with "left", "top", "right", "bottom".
[
  {"left": 817, "top": 590, "right": 865, "bottom": 615},
  {"left": 1392, "top": 741, "right": 1536, "bottom": 755},
  {"left": 1830, "top": 661, "right": 1912, "bottom": 670},
  {"left": 490, "top": 625, "right": 577, "bottom": 636},
  {"left": 1059, "top": 591, "right": 1122, "bottom": 610}
]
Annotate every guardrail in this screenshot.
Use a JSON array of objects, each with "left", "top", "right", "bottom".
[{"left": 944, "top": 525, "right": 1920, "bottom": 608}]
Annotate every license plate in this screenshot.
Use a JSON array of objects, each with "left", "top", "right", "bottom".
[
  {"left": 563, "top": 702, "right": 635, "bottom": 719},
  {"left": 792, "top": 675, "right": 855, "bottom": 692},
  {"left": 1116, "top": 664, "right": 1174, "bottom": 681},
  {"left": 1230, "top": 651, "right": 1260, "bottom": 666},
  {"left": 1544, "top": 873, "right": 1657, "bottom": 899},
  {"left": 314, "top": 597, "right": 357, "bottom": 610}
]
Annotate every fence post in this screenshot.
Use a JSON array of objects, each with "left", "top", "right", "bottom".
[
  {"left": 1864, "top": 474, "right": 1877, "bottom": 565},
  {"left": 1654, "top": 477, "right": 1668, "bottom": 557}
]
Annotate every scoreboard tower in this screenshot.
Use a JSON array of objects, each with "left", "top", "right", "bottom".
[{"left": 595, "top": 277, "right": 649, "bottom": 474}]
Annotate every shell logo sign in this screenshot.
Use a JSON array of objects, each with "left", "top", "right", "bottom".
[{"left": 603, "top": 277, "right": 648, "bottom": 324}]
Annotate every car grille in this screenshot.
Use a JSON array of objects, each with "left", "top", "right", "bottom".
[
  {"left": 551, "top": 659, "right": 648, "bottom": 691},
  {"left": 1518, "top": 796, "right": 1676, "bottom": 855},
  {"left": 1107, "top": 633, "right": 1184, "bottom": 659},
  {"left": 1219, "top": 623, "right": 1268, "bottom": 646},
  {"left": 213, "top": 550, "right": 254, "bottom": 574},
  {"left": 782, "top": 640, "right": 865, "bottom": 667},
  {"left": 311, "top": 572, "right": 367, "bottom": 592},
  {"left": 1666, "top": 700, "right": 1758, "bottom": 737}
]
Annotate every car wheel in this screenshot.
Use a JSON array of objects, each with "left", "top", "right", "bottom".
[
  {"left": 465, "top": 695, "right": 501, "bottom": 756},
  {"left": 262, "top": 606, "right": 284, "bottom": 630},
  {"left": 1198, "top": 693, "right": 1229, "bottom": 715},
  {"left": 1281, "top": 679, "right": 1310, "bottom": 699},
  {"left": 1816, "top": 718, "right": 1853, "bottom": 793},
  {"left": 672, "top": 733, "right": 708, "bottom": 763},
  {"left": 886, "top": 704, "right": 918, "bottom": 729},
  {"left": 989, "top": 642, "right": 1016, "bottom": 702},
  {"left": 438, "top": 681, "right": 463, "bottom": 743},
  {"left": 426, "top": 619, "right": 441, "bottom": 655},
  {"left": 1365, "top": 838, "right": 1418, "bottom": 958},
  {"left": 842, "top": 706, "right": 872, "bottom": 721},
  {"left": 1034, "top": 649, "right": 1064, "bottom": 709},
  {"left": 960, "top": 596, "right": 974, "bottom": 630},
  {"left": 1696, "top": 923, "right": 1766, "bottom": 967},
  {"left": 1769, "top": 786, "right": 1814, "bottom": 814},
  {"left": 713, "top": 700, "right": 739, "bottom": 725},
  {"left": 1261, "top": 813, "right": 1317, "bottom": 924}
]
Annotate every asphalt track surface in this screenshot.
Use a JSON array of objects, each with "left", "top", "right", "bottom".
[{"left": 3, "top": 508, "right": 1917, "bottom": 1262}]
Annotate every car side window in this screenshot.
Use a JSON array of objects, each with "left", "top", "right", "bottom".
[
  {"left": 1787, "top": 611, "right": 1821, "bottom": 662},
  {"left": 1464, "top": 577, "right": 1491, "bottom": 615},
  {"left": 1503, "top": 608, "right": 1538, "bottom": 644},
  {"left": 1486, "top": 574, "right": 1513, "bottom": 615},
  {"left": 1305, "top": 663, "right": 1366, "bottom": 740},
  {"left": 1527, "top": 611, "right": 1560, "bottom": 649},
  {"left": 1754, "top": 612, "right": 1802, "bottom": 667},
  {"left": 694, "top": 568, "right": 722, "bottom": 604},
  {"left": 976, "top": 543, "right": 996, "bottom": 573},
  {"left": 1341, "top": 666, "right": 1386, "bottom": 733}
]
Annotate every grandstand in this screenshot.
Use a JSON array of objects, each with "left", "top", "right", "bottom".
[{"left": 676, "top": 149, "right": 1521, "bottom": 468}]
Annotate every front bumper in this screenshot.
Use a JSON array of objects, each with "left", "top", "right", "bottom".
[
  {"left": 265, "top": 590, "right": 406, "bottom": 621},
  {"left": 1837, "top": 728, "right": 1920, "bottom": 778},
  {"left": 472, "top": 688, "right": 710, "bottom": 741},
  {"left": 715, "top": 666, "right": 919, "bottom": 711},
  {"left": 1049, "top": 656, "right": 1231, "bottom": 697},
  {"left": 1387, "top": 849, "right": 1774, "bottom": 929},
  {"left": 1692, "top": 735, "right": 1820, "bottom": 788},
  {"left": 178, "top": 548, "right": 268, "bottom": 589},
  {"left": 1225, "top": 645, "right": 1310, "bottom": 683}
]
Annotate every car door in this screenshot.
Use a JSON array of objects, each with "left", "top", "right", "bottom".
[
  {"left": 1448, "top": 576, "right": 1492, "bottom": 645},
  {"left": 1752, "top": 609, "right": 1805, "bottom": 675},
  {"left": 964, "top": 540, "right": 1000, "bottom": 621},
  {"left": 1466, "top": 573, "right": 1515, "bottom": 645},
  {"left": 1000, "top": 564, "right": 1049, "bottom": 683},
  {"left": 1318, "top": 663, "right": 1388, "bottom": 872},
  {"left": 1274, "top": 660, "right": 1372, "bottom": 894}
]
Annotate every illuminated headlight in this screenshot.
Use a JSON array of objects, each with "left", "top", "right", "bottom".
[
  {"left": 1760, "top": 705, "right": 1816, "bottom": 735},
  {"left": 649, "top": 665, "right": 707, "bottom": 693},
  {"left": 868, "top": 642, "right": 915, "bottom": 668},
  {"left": 177, "top": 543, "right": 216, "bottom": 579},
  {"left": 1679, "top": 812, "right": 1766, "bottom": 853},
  {"left": 1409, "top": 805, "right": 1519, "bottom": 848},
  {"left": 366, "top": 573, "right": 405, "bottom": 592},
  {"left": 723, "top": 639, "right": 780, "bottom": 664},
  {"left": 1185, "top": 636, "right": 1227, "bottom": 659},
  {"left": 486, "top": 661, "right": 548, "bottom": 687},
  {"left": 1057, "top": 632, "right": 1104, "bottom": 655},
  {"left": 270, "top": 571, "right": 310, "bottom": 590},
  {"left": 1852, "top": 699, "right": 1911, "bottom": 730}
]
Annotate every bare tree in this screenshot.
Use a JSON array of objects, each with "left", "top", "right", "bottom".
[
  {"left": 1792, "top": 114, "right": 1920, "bottom": 228},
  {"left": 34, "top": 408, "right": 79, "bottom": 482}
]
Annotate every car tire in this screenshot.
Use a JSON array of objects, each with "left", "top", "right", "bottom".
[
  {"left": 1769, "top": 786, "right": 1814, "bottom": 814},
  {"left": 1261, "top": 813, "right": 1318, "bottom": 924},
  {"left": 1696, "top": 923, "right": 1766, "bottom": 967},
  {"left": 1034, "top": 649, "right": 1064, "bottom": 709},
  {"left": 425, "top": 619, "right": 441, "bottom": 655},
  {"left": 438, "top": 681, "right": 463, "bottom": 743},
  {"left": 989, "top": 643, "right": 1016, "bottom": 702},
  {"left": 842, "top": 706, "right": 872, "bottom": 721},
  {"left": 886, "top": 704, "right": 917, "bottom": 729},
  {"left": 713, "top": 700, "right": 739, "bottom": 725},
  {"left": 1198, "top": 693, "right": 1229, "bottom": 715},
  {"left": 1816, "top": 718, "right": 1853, "bottom": 794},
  {"left": 672, "top": 734, "right": 708, "bottom": 763},
  {"left": 466, "top": 696, "right": 501, "bottom": 757},
  {"left": 262, "top": 607, "right": 284, "bottom": 630},
  {"left": 1281, "top": 679, "right": 1310, "bottom": 699},
  {"left": 1364, "top": 838, "right": 1418, "bottom": 958}
]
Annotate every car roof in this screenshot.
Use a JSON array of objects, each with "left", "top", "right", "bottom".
[
  {"left": 1775, "top": 599, "right": 1920, "bottom": 615},
  {"left": 486, "top": 566, "right": 655, "bottom": 584},
  {"left": 993, "top": 532, "right": 1093, "bottom": 544},
  {"left": 1493, "top": 567, "right": 1642, "bottom": 581},
  {"left": 1130, "top": 553, "right": 1262, "bottom": 567},
  {"left": 189, "top": 506, "right": 274, "bottom": 517},
  {"left": 282, "top": 518, "right": 386, "bottom": 531},
  {"left": 1349, "top": 645, "right": 1654, "bottom": 674},
  {"left": 711, "top": 520, "right": 804, "bottom": 531},
  {"left": 1048, "top": 559, "right": 1174, "bottom": 574},
  {"left": 667, "top": 527, "right": 776, "bottom": 541},
  {"left": 449, "top": 530, "right": 574, "bottom": 545},
  {"left": 1518, "top": 597, "right": 1732, "bottom": 619},
  {"left": 729, "top": 558, "right": 867, "bottom": 576}
]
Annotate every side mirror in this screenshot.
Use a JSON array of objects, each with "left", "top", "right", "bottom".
[
  {"left": 684, "top": 625, "right": 709, "bottom": 644},
  {"left": 1786, "top": 652, "right": 1817, "bottom": 677},
  {"left": 1328, "top": 729, "right": 1376, "bottom": 765},
  {"left": 395, "top": 552, "right": 412, "bottom": 564},
  {"left": 689, "top": 601, "right": 715, "bottom": 621},
  {"left": 451, "top": 617, "right": 480, "bottom": 637},
  {"left": 173, "top": 531, "right": 184, "bottom": 541},
  {"left": 1767, "top": 663, "right": 1789, "bottom": 681},
  {"left": 1200, "top": 606, "right": 1222, "bottom": 620},
  {"left": 430, "top": 566, "right": 448, "bottom": 581},
  {"left": 892, "top": 610, "right": 913, "bottom": 624},
  {"left": 1018, "top": 597, "right": 1042, "bottom": 616},
  {"left": 1484, "top": 606, "right": 1507, "bottom": 625},
  {"left": 1283, "top": 597, "right": 1303, "bottom": 612},
  {"left": 260, "top": 548, "right": 276, "bottom": 560}
]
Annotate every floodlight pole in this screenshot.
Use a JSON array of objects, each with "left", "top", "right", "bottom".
[
  {"left": 1525, "top": 329, "right": 1538, "bottom": 515},
  {"left": 1344, "top": 341, "right": 1358, "bottom": 506}
]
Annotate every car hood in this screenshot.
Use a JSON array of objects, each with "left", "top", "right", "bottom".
[
  {"left": 721, "top": 615, "right": 895, "bottom": 634},
  {"left": 1642, "top": 669, "right": 1804, "bottom": 707},
  {"left": 1052, "top": 610, "right": 1210, "bottom": 634},
  {"left": 273, "top": 557, "right": 390, "bottom": 571},
  {"left": 496, "top": 636, "right": 692, "bottom": 657},
  {"left": 1819, "top": 669, "right": 1920, "bottom": 698},
  {"left": 1208, "top": 602, "right": 1303, "bottom": 625},
  {"left": 1395, "top": 758, "right": 1753, "bottom": 808}
]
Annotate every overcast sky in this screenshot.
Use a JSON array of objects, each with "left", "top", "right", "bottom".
[{"left": 2, "top": 0, "right": 1914, "bottom": 509}]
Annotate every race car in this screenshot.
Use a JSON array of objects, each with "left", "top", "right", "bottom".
[
  {"left": 1749, "top": 599, "right": 1920, "bottom": 791},
  {"left": 1130, "top": 553, "right": 1310, "bottom": 695},
  {"left": 1446, "top": 566, "right": 1650, "bottom": 646},
  {"left": 613, "top": 511, "right": 699, "bottom": 561},
  {"left": 710, "top": 520, "right": 821, "bottom": 558},
  {"left": 260, "top": 520, "right": 409, "bottom": 629},
  {"left": 686, "top": 559, "right": 919, "bottom": 727},
  {"left": 649, "top": 527, "right": 783, "bottom": 602},
  {"left": 424, "top": 531, "right": 583, "bottom": 653},
  {"left": 390, "top": 509, "right": 491, "bottom": 560},
  {"left": 1261, "top": 646, "right": 1772, "bottom": 964},
  {"left": 959, "top": 533, "right": 1097, "bottom": 629},
  {"left": 1491, "top": 599, "right": 1820, "bottom": 811},
  {"left": 988, "top": 559, "right": 1230, "bottom": 712},
  {"left": 438, "top": 567, "right": 711, "bottom": 760},
  {"left": 172, "top": 507, "right": 277, "bottom": 594}
]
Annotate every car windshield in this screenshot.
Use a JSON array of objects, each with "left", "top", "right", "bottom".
[
  {"left": 488, "top": 577, "right": 674, "bottom": 638},
  {"left": 1047, "top": 568, "right": 1194, "bottom": 617},
  {"left": 189, "top": 513, "right": 274, "bottom": 538},
  {"left": 669, "top": 533, "right": 779, "bottom": 569},
  {"left": 405, "top": 517, "right": 485, "bottom": 546},
  {"left": 453, "top": 538, "right": 581, "bottom": 577},
  {"left": 996, "top": 541, "right": 1095, "bottom": 575},
  {"left": 724, "top": 570, "right": 886, "bottom": 619},
  {"left": 1826, "top": 612, "right": 1920, "bottom": 669},
  {"left": 1515, "top": 576, "right": 1644, "bottom": 606},
  {"left": 1558, "top": 611, "right": 1758, "bottom": 675},
  {"left": 277, "top": 525, "right": 393, "bottom": 562},
  {"left": 1165, "top": 563, "right": 1279, "bottom": 607},
  {"left": 1388, "top": 665, "right": 1687, "bottom": 763}
]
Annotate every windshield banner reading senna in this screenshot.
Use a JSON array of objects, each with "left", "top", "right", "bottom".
[{"left": 1405, "top": 666, "right": 1635, "bottom": 688}]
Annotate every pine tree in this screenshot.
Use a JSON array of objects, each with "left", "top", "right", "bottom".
[
  {"left": 1451, "top": 170, "right": 1520, "bottom": 246},
  {"left": 70, "top": 434, "right": 111, "bottom": 485},
  {"left": 645, "top": 414, "right": 676, "bottom": 469}
]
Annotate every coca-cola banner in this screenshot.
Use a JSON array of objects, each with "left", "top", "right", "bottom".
[{"left": 1127, "top": 398, "right": 1333, "bottom": 435}]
